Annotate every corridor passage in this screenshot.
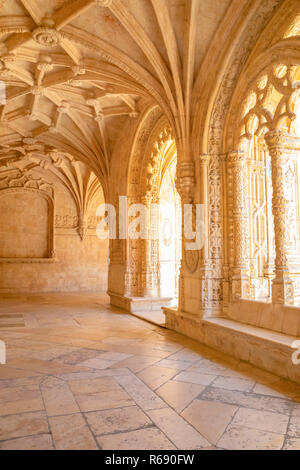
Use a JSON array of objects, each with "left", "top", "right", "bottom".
[{"left": 0, "top": 294, "right": 299, "bottom": 450}]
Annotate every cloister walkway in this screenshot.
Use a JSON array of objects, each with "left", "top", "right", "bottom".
[{"left": 0, "top": 293, "right": 299, "bottom": 450}]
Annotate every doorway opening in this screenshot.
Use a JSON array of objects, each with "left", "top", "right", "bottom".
[{"left": 158, "top": 152, "right": 181, "bottom": 305}]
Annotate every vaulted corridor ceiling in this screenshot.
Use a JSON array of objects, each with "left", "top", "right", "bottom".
[{"left": 0, "top": 0, "right": 282, "bottom": 188}]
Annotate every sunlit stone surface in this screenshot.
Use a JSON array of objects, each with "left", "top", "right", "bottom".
[{"left": 0, "top": 0, "right": 300, "bottom": 450}]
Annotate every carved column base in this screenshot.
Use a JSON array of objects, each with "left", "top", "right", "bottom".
[
  {"left": 231, "top": 272, "right": 250, "bottom": 301},
  {"left": 109, "top": 292, "right": 174, "bottom": 313},
  {"left": 272, "top": 274, "right": 294, "bottom": 305}
]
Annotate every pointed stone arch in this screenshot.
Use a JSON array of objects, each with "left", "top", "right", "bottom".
[{"left": 108, "top": 106, "right": 179, "bottom": 313}]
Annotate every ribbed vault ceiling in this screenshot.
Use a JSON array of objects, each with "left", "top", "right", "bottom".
[
  {"left": 0, "top": 0, "right": 292, "bottom": 187},
  {"left": 0, "top": 0, "right": 232, "bottom": 182}
]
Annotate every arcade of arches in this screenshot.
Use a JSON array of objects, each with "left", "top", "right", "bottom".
[{"left": 1, "top": 0, "right": 300, "bottom": 451}]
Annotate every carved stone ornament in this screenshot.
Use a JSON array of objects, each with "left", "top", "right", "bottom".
[
  {"left": 0, "top": 173, "right": 54, "bottom": 199},
  {"left": 184, "top": 248, "right": 199, "bottom": 274},
  {"left": 77, "top": 223, "right": 88, "bottom": 242},
  {"left": 32, "top": 27, "right": 62, "bottom": 48}
]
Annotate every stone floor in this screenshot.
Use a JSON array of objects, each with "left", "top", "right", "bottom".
[{"left": 0, "top": 293, "right": 299, "bottom": 450}]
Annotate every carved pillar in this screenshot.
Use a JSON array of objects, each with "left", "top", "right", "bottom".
[
  {"left": 124, "top": 196, "right": 139, "bottom": 297},
  {"left": 141, "top": 193, "right": 159, "bottom": 297},
  {"left": 227, "top": 151, "right": 250, "bottom": 300},
  {"left": 263, "top": 141, "right": 275, "bottom": 301},
  {"left": 206, "top": 154, "right": 225, "bottom": 316},
  {"left": 175, "top": 161, "right": 196, "bottom": 311},
  {"left": 265, "top": 131, "right": 298, "bottom": 305},
  {"left": 195, "top": 155, "right": 209, "bottom": 262},
  {"left": 195, "top": 155, "right": 212, "bottom": 313}
]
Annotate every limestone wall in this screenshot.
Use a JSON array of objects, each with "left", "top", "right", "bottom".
[{"left": 0, "top": 183, "right": 108, "bottom": 294}]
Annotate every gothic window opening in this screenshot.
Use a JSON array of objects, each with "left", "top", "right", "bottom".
[
  {"left": 159, "top": 153, "right": 181, "bottom": 302},
  {"left": 233, "top": 62, "right": 300, "bottom": 306}
]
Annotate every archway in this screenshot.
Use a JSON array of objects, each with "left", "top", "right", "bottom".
[
  {"left": 220, "top": 18, "right": 300, "bottom": 336},
  {"left": 108, "top": 109, "right": 181, "bottom": 316},
  {"left": 0, "top": 148, "right": 109, "bottom": 293},
  {"left": 158, "top": 145, "right": 181, "bottom": 302}
]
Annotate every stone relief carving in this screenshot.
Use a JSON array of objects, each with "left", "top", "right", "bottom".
[
  {"left": 208, "top": 0, "right": 282, "bottom": 155},
  {"left": 0, "top": 172, "right": 54, "bottom": 199},
  {"left": 237, "top": 65, "right": 300, "bottom": 146},
  {"left": 55, "top": 214, "right": 78, "bottom": 229}
]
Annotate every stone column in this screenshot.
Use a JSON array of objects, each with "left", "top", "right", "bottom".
[
  {"left": 124, "top": 196, "right": 139, "bottom": 298},
  {"left": 195, "top": 155, "right": 212, "bottom": 314},
  {"left": 227, "top": 151, "right": 250, "bottom": 300},
  {"left": 175, "top": 161, "right": 195, "bottom": 311},
  {"left": 195, "top": 155, "right": 209, "bottom": 262},
  {"left": 265, "top": 131, "right": 298, "bottom": 305},
  {"left": 141, "top": 193, "right": 159, "bottom": 297}
]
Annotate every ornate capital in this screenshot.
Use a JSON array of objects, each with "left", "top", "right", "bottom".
[
  {"left": 227, "top": 150, "right": 247, "bottom": 167},
  {"left": 265, "top": 130, "right": 289, "bottom": 150},
  {"left": 175, "top": 162, "right": 195, "bottom": 204}
]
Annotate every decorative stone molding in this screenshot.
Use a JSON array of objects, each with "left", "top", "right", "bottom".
[
  {"left": 0, "top": 149, "right": 103, "bottom": 242},
  {"left": 184, "top": 247, "right": 199, "bottom": 274},
  {"left": 145, "top": 126, "right": 173, "bottom": 195},
  {"left": 55, "top": 214, "right": 78, "bottom": 229},
  {"left": 0, "top": 172, "right": 54, "bottom": 199},
  {"left": 208, "top": 0, "right": 282, "bottom": 154},
  {"left": 0, "top": 258, "right": 56, "bottom": 264}
]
